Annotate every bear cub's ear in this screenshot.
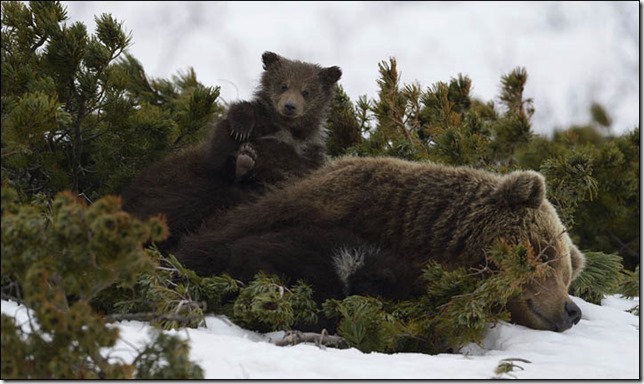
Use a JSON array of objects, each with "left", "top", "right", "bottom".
[
  {"left": 492, "top": 170, "right": 545, "bottom": 209},
  {"left": 262, "top": 51, "right": 281, "bottom": 70},
  {"left": 318, "top": 66, "right": 342, "bottom": 86}
]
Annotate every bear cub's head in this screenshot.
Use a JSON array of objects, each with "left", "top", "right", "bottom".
[{"left": 258, "top": 51, "right": 342, "bottom": 122}]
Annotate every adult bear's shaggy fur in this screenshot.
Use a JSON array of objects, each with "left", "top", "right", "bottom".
[{"left": 175, "top": 156, "right": 586, "bottom": 332}]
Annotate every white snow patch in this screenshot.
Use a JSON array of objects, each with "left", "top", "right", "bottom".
[{"left": 2, "top": 294, "right": 639, "bottom": 379}]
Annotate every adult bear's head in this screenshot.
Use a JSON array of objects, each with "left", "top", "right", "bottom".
[{"left": 487, "top": 170, "right": 586, "bottom": 332}]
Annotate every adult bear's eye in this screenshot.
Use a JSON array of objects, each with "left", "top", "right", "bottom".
[
  {"left": 534, "top": 241, "right": 556, "bottom": 263},
  {"left": 280, "top": 84, "right": 288, "bottom": 91},
  {"left": 301, "top": 89, "right": 310, "bottom": 98}
]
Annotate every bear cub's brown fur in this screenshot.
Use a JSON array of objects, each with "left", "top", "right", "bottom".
[{"left": 120, "top": 52, "right": 342, "bottom": 252}]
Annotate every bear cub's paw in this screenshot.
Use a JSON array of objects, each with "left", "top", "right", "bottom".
[
  {"left": 228, "top": 102, "right": 256, "bottom": 141},
  {"left": 235, "top": 142, "right": 257, "bottom": 178}
]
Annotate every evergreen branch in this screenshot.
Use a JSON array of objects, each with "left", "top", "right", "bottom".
[
  {"left": 1, "top": 282, "right": 38, "bottom": 336},
  {"left": 29, "top": 33, "right": 48, "bottom": 53},
  {"left": 272, "top": 329, "right": 348, "bottom": 349},
  {"left": 394, "top": 116, "right": 414, "bottom": 143},
  {"left": 87, "top": 349, "right": 111, "bottom": 379},
  {"left": 608, "top": 230, "right": 638, "bottom": 259},
  {"left": 1, "top": 292, "right": 27, "bottom": 307},
  {"left": 103, "top": 312, "right": 202, "bottom": 324},
  {"left": 1, "top": 149, "right": 22, "bottom": 158}
]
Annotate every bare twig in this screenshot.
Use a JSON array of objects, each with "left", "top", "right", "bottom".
[
  {"left": 608, "top": 230, "right": 638, "bottom": 259},
  {"left": 1, "top": 291, "right": 27, "bottom": 307},
  {"left": 272, "top": 329, "right": 349, "bottom": 349}
]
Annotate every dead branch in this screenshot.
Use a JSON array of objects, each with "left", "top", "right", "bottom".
[{"left": 272, "top": 329, "right": 349, "bottom": 349}]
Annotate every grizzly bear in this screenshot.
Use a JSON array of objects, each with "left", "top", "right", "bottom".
[
  {"left": 175, "top": 156, "right": 586, "bottom": 333},
  {"left": 120, "top": 51, "right": 342, "bottom": 252}
]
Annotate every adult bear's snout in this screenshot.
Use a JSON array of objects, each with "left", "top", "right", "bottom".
[{"left": 555, "top": 300, "right": 582, "bottom": 332}]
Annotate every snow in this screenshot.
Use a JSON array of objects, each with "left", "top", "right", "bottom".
[
  {"left": 60, "top": 1, "right": 640, "bottom": 136},
  {"left": 2, "top": 295, "right": 639, "bottom": 379}
]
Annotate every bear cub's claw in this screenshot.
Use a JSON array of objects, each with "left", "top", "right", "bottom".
[
  {"left": 228, "top": 102, "right": 256, "bottom": 142},
  {"left": 235, "top": 142, "right": 257, "bottom": 179}
]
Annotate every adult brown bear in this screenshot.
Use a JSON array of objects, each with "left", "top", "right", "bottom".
[{"left": 175, "top": 156, "right": 586, "bottom": 332}]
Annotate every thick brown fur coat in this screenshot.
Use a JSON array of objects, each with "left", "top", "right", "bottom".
[
  {"left": 175, "top": 156, "right": 586, "bottom": 332},
  {"left": 120, "top": 52, "right": 342, "bottom": 252}
]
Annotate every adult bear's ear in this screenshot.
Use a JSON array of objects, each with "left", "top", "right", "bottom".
[
  {"left": 490, "top": 170, "right": 545, "bottom": 209},
  {"left": 262, "top": 51, "right": 281, "bottom": 70},
  {"left": 569, "top": 243, "right": 586, "bottom": 281},
  {"left": 319, "top": 66, "right": 342, "bottom": 86}
]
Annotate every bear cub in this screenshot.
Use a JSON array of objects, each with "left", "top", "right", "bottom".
[
  {"left": 228, "top": 51, "right": 342, "bottom": 186},
  {"left": 120, "top": 51, "right": 342, "bottom": 253}
]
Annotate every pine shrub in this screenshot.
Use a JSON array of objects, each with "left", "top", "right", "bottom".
[{"left": 1, "top": 183, "right": 202, "bottom": 378}]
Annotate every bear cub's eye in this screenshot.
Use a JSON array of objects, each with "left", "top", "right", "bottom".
[
  {"left": 280, "top": 84, "right": 288, "bottom": 91},
  {"left": 301, "top": 89, "right": 310, "bottom": 98}
]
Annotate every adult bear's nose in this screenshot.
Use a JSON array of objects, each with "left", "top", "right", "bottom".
[
  {"left": 555, "top": 300, "right": 582, "bottom": 332},
  {"left": 565, "top": 301, "right": 582, "bottom": 325}
]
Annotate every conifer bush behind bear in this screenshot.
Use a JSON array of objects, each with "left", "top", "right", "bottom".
[
  {"left": 340, "top": 56, "right": 637, "bottom": 275},
  {"left": 569, "top": 251, "right": 628, "bottom": 305},
  {"left": 1, "top": 0, "right": 221, "bottom": 200}
]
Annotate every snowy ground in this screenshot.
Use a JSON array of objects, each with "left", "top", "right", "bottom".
[{"left": 2, "top": 295, "right": 639, "bottom": 379}]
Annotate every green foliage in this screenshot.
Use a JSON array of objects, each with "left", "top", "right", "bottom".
[
  {"left": 618, "top": 266, "right": 640, "bottom": 299},
  {"left": 1, "top": 184, "right": 167, "bottom": 303},
  {"left": 572, "top": 128, "right": 639, "bottom": 270},
  {"left": 323, "top": 296, "right": 404, "bottom": 353},
  {"left": 325, "top": 85, "right": 362, "bottom": 156},
  {"left": 94, "top": 254, "right": 320, "bottom": 335},
  {"left": 538, "top": 147, "right": 598, "bottom": 228},
  {"left": 92, "top": 250, "right": 242, "bottom": 330},
  {"left": 232, "top": 272, "right": 318, "bottom": 332},
  {"left": 589, "top": 102, "right": 612, "bottom": 129},
  {"left": 409, "top": 241, "right": 550, "bottom": 352},
  {"left": 1, "top": 1, "right": 221, "bottom": 199},
  {"left": 516, "top": 124, "right": 639, "bottom": 269},
  {"left": 345, "top": 58, "right": 427, "bottom": 160},
  {"left": 1, "top": 183, "right": 202, "bottom": 378},
  {"left": 569, "top": 252, "right": 626, "bottom": 304},
  {"left": 421, "top": 66, "right": 534, "bottom": 169},
  {"left": 94, "top": 255, "right": 321, "bottom": 335},
  {"left": 1, "top": 310, "right": 132, "bottom": 379},
  {"left": 131, "top": 331, "right": 204, "bottom": 379},
  {"left": 342, "top": 61, "right": 537, "bottom": 171}
]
